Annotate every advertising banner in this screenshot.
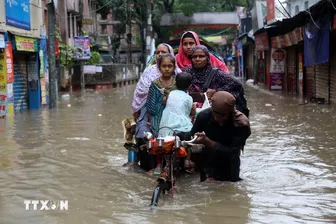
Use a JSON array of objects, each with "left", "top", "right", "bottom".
[
  {"left": 5, "top": 0, "right": 31, "bottom": 30},
  {"left": 270, "top": 48, "right": 286, "bottom": 91},
  {"left": 266, "top": 0, "right": 275, "bottom": 24},
  {"left": 0, "top": 34, "right": 5, "bottom": 48},
  {"left": 270, "top": 48, "right": 286, "bottom": 73},
  {"left": 5, "top": 42, "right": 14, "bottom": 83},
  {"left": 15, "top": 36, "right": 38, "bottom": 52},
  {"left": 74, "top": 36, "right": 90, "bottom": 60}
]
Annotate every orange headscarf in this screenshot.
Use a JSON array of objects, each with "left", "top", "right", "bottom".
[{"left": 175, "top": 31, "right": 230, "bottom": 73}]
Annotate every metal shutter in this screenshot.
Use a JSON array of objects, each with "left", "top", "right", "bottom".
[
  {"left": 315, "top": 62, "right": 329, "bottom": 101},
  {"left": 330, "top": 49, "right": 336, "bottom": 103},
  {"left": 305, "top": 66, "right": 314, "bottom": 98},
  {"left": 287, "top": 47, "right": 296, "bottom": 94},
  {"left": 13, "top": 54, "right": 28, "bottom": 111}
]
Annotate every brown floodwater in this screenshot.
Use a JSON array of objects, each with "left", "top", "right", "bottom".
[{"left": 0, "top": 84, "right": 335, "bottom": 224}]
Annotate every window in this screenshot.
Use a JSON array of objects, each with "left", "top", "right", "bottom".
[
  {"left": 304, "top": 1, "right": 309, "bottom": 10},
  {"left": 295, "top": 5, "right": 299, "bottom": 14}
]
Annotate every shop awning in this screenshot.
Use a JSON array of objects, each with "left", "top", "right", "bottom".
[
  {"left": 237, "top": 33, "right": 254, "bottom": 47},
  {"left": 253, "top": 0, "right": 331, "bottom": 38}
]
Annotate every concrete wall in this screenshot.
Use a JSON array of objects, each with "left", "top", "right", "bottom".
[
  {"left": 0, "top": 0, "right": 43, "bottom": 38},
  {"left": 84, "top": 64, "right": 141, "bottom": 85},
  {"left": 287, "top": 0, "right": 320, "bottom": 17}
]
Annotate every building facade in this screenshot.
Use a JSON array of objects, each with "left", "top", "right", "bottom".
[
  {"left": 0, "top": 0, "right": 46, "bottom": 117},
  {"left": 285, "top": 0, "right": 321, "bottom": 17},
  {"left": 252, "top": 0, "right": 336, "bottom": 104}
]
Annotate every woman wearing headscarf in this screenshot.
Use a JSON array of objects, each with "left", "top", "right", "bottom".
[
  {"left": 132, "top": 43, "right": 180, "bottom": 118},
  {"left": 182, "top": 45, "right": 248, "bottom": 116},
  {"left": 130, "top": 43, "right": 181, "bottom": 171},
  {"left": 176, "top": 31, "right": 230, "bottom": 73}
]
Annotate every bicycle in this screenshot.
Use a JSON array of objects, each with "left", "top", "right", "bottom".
[{"left": 143, "top": 127, "right": 203, "bottom": 207}]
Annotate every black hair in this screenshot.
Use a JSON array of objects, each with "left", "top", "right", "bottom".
[
  {"left": 182, "top": 32, "right": 196, "bottom": 41},
  {"left": 176, "top": 72, "right": 192, "bottom": 91},
  {"left": 157, "top": 53, "right": 176, "bottom": 68}
]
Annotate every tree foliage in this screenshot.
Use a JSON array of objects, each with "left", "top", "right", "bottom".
[{"left": 95, "top": 0, "right": 254, "bottom": 57}]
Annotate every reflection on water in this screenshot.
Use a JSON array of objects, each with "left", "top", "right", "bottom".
[{"left": 0, "top": 85, "right": 335, "bottom": 224}]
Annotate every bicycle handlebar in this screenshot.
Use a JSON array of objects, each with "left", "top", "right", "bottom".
[{"left": 143, "top": 131, "right": 205, "bottom": 146}]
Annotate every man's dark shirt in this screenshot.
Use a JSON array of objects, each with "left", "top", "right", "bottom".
[{"left": 191, "top": 108, "right": 250, "bottom": 182}]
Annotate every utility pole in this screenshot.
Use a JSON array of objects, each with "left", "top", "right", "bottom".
[
  {"left": 48, "top": 0, "right": 57, "bottom": 109},
  {"left": 78, "top": 0, "right": 85, "bottom": 90},
  {"left": 127, "top": 0, "right": 133, "bottom": 63},
  {"left": 146, "top": 0, "right": 153, "bottom": 63}
]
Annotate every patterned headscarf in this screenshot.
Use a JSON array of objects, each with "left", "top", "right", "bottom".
[
  {"left": 132, "top": 43, "right": 181, "bottom": 113},
  {"left": 191, "top": 45, "right": 211, "bottom": 67}
]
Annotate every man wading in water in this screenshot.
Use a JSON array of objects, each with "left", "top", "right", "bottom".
[{"left": 191, "top": 91, "right": 251, "bottom": 182}]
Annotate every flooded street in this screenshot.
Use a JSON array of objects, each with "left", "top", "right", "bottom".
[{"left": 0, "top": 84, "right": 335, "bottom": 224}]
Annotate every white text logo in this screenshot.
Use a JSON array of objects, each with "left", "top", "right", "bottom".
[{"left": 24, "top": 200, "right": 68, "bottom": 211}]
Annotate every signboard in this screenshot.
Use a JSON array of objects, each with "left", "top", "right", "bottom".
[
  {"left": 0, "top": 52, "right": 7, "bottom": 86},
  {"left": 255, "top": 32, "right": 269, "bottom": 52},
  {"left": 95, "top": 66, "right": 102, "bottom": 73},
  {"left": 83, "top": 18, "right": 94, "bottom": 25},
  {"left": 5, "top": 0, "right": 31, "bottom": 30},
  {"left": 39, "top": 50, "right": 44, "bottom": 77},
  {"left": 40, "top": 78, "right": 47, "bottom": 105},
  {"left": 270, "top": 48, "right": 286, "bottom": 73},
  {"left": 15, "top": 36, "right": 38, "bottom": 52},
  {"left": 83, "top": 65, "right": 96, "bottom": 74},
  {"left": 298, "top": 53, "right": 303, "bottom": 96},
  {"left": 270, "top": 73, "right": 284, "bottom": 90},
  {"left": 5, "top": 42, "right": 14, "bottom": 83},
  {"left": 0, "top": 93, "right": 6, "bottom": 118},
  {"left": 74, "top": 36, "right": 90, "bottom": 60},
  {"left": 7, "top": 83, "right": 13, "bottom": 103},
  {"left": 271, "top": 27, "right": 303, "bottom": 49},
  {"left": 0, "top": 34, "right": 5, "bottom": 48},
  {"left": 0, "top": 51, "right": 6, "bottom": 117},
  {"left": 55, "top": 40, "right": 60, "bottom": 57},
  {"left": 270, "top": 48, "right": 286, "bottom": 91},
  {"left": 266, "top": 0, "right": 275, "bottom": 24}
]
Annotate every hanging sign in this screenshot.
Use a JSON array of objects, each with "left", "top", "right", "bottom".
[
  {"left": 15, "top": 36, "right": 38, "bottom": 52},
  {"left": 5, "top": 42, "right": 14, "bottom": 83},
  {"left": 270, "top": 48, "right": 286, "bottom": 90},
  {"left": 0, "top": 52, "right": 7, "bottom": 86},
  {"left": 255, "top": 32, "right": 270, "bottom": 52},
  {"left": 266, "top": 0, "right": 275, "bottom": 24},
  {"left": 0, "top": 52, "right": 6, "bottom": 118},
  {"left": 0, "top": 34, "right": 5, "bottom": 48},
  {"left": 271, "top": 27, "right": 303, "bottom": 48},
  {"left": 298, "top": 53, "right": 303, "bottom": 96},
  {"left": 270, "top": 48, "right": 286, "bottom": 73},
  {"left": 74, "top": 36, "right": 90, "bottom": 60},
  {"left": 55, "top": 40, "right": 60, "bottom": 57}
]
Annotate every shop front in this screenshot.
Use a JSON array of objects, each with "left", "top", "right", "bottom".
[
  {"left": 254, "top": 32, "right": 269, "bottom": 87},
  {"left": 237, "top": 34, "right": 255, "bottom": 81},
  {"left": 331, "top": 31, "right": 336, "bottom": 104},
  {"left": 270, "top": 27, "right": 304, "bottom": 94},
  {"left": 12, "top": 35, "right": 41, "bottom": 112},
  {"left": 303, "top": 13, "right": 331, "bottom": 102},
  {"left": 0, "top": 33, "right": 6, "bottom": 118}
]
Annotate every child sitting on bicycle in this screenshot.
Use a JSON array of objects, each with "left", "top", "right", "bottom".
[{"left": 158, "top": 72, "right": 196, "bottom": 173}]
